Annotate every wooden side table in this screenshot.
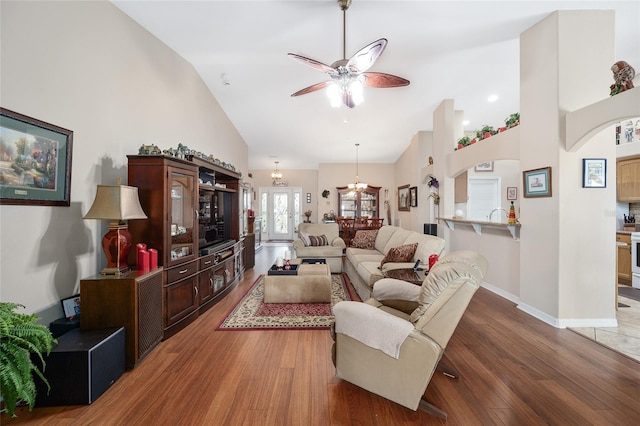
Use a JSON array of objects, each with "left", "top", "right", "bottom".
[{"left": 80, "top": 267, "right": 163, "bottom": 368}]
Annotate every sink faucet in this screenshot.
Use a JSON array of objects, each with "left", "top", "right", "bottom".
[{"left": 488, "top": 208, "right": 508, "bottom": 222}]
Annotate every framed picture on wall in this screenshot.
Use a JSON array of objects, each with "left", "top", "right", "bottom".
[
  {"left": 474, "top": 161, "right": 494, "bottom": 172},
  {"left": 523, "top": 167, "right": 552, "bottom": 198},
  {"left": 398, "top": 185, "right": 410, "bottom": 211},
  {"left": 582, "top": 158, "right": 606, "bottom": 188},
  {"left": 0, "top": 108, "right": 73, "bottom": 206},
  {"left": 507, "top": 187, "right": 517, "bottom": 200},
  {"left": 409, "top": 186, "right": 418, "bottom": 207}
]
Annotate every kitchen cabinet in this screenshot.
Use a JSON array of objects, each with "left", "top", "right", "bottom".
[
  {"left": 616, "top": 232, "right": 631, "bottom": 285},
  {"left": 617, "top": 156, "right": 640, "bottom": 201}
]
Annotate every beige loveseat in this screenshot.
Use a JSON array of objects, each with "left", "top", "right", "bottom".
[
  {"left": 293, "top": 223, "right": 346, "bottom": 273},
  {"left": 332, "top": 250, "right": 488, "bottom": 417},
  {"left": 345, "top": 225, "right": 446, "bottom": 301}
]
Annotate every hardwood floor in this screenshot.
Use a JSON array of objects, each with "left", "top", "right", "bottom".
[{"left": 4, "top": 244, "right": 640, "bottom": 425}]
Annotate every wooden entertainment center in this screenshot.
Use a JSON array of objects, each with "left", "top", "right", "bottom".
[{"left": 125, "top": 154, "right": 245, "bottom": 339}]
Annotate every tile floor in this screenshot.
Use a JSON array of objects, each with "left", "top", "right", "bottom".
[{"left": 570, "top": 287, "right": 640, "bottom": 362}]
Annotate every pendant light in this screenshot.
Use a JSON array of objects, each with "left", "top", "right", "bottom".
[{"left": 348, "top": 143, "right": 367, "bottom": 193}]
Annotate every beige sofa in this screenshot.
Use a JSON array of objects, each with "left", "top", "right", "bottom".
[
  {"left": 332, "top": 250, "right": 488, "bottom": 417},
  {"left": 293, "top": 223, "right": 346, "bottom": 273},
  {"left": 345, "top": 225, "right": 446, "bottom": 301}
]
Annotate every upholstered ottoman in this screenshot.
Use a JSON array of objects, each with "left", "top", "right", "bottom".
[{"left": 264, "top": 262, "right": 331, "bottom": 303}]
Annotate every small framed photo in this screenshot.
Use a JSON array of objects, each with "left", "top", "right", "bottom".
[
  {"left": 474, "top": 161, "right": 494, "bottom": 172},
  {"left": 409, "top": 186, "right": 418, "bottom": 207},
  {"left": 0, "top": 108, "right": 73, "bottom": 206},
  {"left": 507, "top": 187, "right": 517, "bottom": 200},
  {"left": 523, "top": 167, "right": 552, "bottom": 198},
  {"left": 61, "top": 294, "right": 80, "bottom": 320},
  {"left": 582, "top": 158, "right": 606, "bottom": 188},
  {"left": 398, "top": 185, "right": 410, "bottom": 211}
]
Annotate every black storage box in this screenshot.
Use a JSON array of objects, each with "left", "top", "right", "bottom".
[
  {"left": 49, "top": 317, "right": 80, "bottom": 338},
  {"left": 424, "top": 223, "right": 438, "bottom": 236},
  {"left": 33, "top": 327, "right": 125, "bottom": 406}
]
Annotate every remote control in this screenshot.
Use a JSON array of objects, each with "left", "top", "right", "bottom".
[{"left": 413, "top": 259, "right": 421, "bottom": 271}]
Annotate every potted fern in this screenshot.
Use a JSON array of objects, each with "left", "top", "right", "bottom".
[{"left": 0, "top": 302, "right": 56, "bottom": 417}]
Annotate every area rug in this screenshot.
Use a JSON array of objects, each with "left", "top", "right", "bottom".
[
  {"left": 216, "top": 274, "right": 355, "bottom": 330},
  {"left": 619, "top": 286, "right": 640, "bottom": 302}
]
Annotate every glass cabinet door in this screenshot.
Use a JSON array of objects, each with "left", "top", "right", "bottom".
[
  {"left": 340, "top": 192, "right": 357, "bottom": 218},
  {"left": 360, "top": 191, "right": 377, "bottom": 218},
  {"left": 169, "top": 168, "right": 196, "bottom": 264},
  {"left": 337, "top": 186, "right": 380, "bottom": 219}
]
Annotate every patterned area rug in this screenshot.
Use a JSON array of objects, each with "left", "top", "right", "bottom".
[{"left": 217, "top": 274, "right": 354, "bottom": 330}]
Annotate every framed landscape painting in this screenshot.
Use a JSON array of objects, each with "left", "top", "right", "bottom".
[
  {"left": 523, "top": 167, "right": 552, "bottom": 198},
  {"left": 0, "top": 108, "right": 73, "bottom": 206}
]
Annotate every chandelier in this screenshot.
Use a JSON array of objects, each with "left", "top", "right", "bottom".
[
  {"left": 271, "top": 161, "right": 283, "bottom": 184},
  {"left": 348, "top": 143, "right": 367, "bottom": 193}
]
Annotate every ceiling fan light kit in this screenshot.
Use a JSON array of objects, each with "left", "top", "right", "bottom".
[{"left": 288, "top": 0, "right": 409, "bottom": 108}]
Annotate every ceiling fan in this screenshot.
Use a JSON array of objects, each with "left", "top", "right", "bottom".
[{"left": 288, "top": 0, "right": 410, "bottom": 108}]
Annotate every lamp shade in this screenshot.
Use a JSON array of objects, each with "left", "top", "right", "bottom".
[
  {"left": 84, "top": 185, "right": 147, "bottom": 221},
  {"left": 84, "top": 184, "right": 147, "bottom": 275}
]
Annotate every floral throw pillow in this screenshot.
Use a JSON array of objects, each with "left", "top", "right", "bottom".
[
  {"left": 309, "top": 234, "right": 329, "bottom": 246},
  {"left": 351, "top": 230, "right": 378, "bottom": 249},
  {"left": 380, "top": 243, "right": 418, "bottom": 268}
]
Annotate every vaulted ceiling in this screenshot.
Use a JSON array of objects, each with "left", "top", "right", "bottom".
[{"left": 112, "top": 1, "right": 640, "bottom": 170}]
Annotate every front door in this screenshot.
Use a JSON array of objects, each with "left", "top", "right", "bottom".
[{"left": 260, "top": 187, "right": 301, "bottom": 240}]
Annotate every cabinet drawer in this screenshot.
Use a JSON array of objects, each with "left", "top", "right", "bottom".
[
  {"left": 199, "top": 253, "right": 216, "bottom": 270},
  {"left": 166, "top": 260, "right": 198, "bottom": 284},
  {"left": 616, "top": 233, "right": 631, "bottom": 244}
]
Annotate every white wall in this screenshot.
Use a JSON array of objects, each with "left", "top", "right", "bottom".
[
  {"left": 0, "top": 1, "right": 248, "bottom": 323},
  {"left": 519, "top": 11, "right": 616, "bottom": 327},
  {"left": 317, "top": 162, "right": 396, "bottom": 223}
]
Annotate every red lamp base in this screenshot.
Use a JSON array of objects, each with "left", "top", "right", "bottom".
[{"left": 100, "top": 222, "right": 132, "bottom": 275}]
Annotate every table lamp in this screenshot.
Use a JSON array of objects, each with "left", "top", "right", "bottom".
[{"left": 84, "top": 181, "right": 147, "bottom": 275}]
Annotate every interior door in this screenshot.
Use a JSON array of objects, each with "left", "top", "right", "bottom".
[{"left": 259, "top": 187, "right": 301, "bottom": 240}]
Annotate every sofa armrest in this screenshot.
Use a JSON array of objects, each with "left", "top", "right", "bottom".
[
  {"left": 333, "top": 301, "right": 414, "bottom": 359},
  {"left": 331, "top": 237, "right": 346, "bottom": 249},
  {"left": 293, "top": 239, "right": 305, "bottom": 251},
  {"left": 367, "top": 278, "right": 421, "bottom": 315}
]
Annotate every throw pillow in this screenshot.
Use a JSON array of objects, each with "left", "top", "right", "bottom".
[
  {"left": 308, "top": 234, "right": 329, "bottom": 246},
  {"left": 380, "top": 243, "right": 418, "bottom": 268},
  {"left": 300, "top": 231, "right": 311, "bottom": 247},
  {"left": 351, "top": 230, "right": 378, "bottom": 249}
]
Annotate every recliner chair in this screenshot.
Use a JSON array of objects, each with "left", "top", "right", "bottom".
[{"left": 331, "top": 250, "right": 488, "bottom": 419}]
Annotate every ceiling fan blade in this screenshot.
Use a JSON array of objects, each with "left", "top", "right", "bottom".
[
  {"left": 346, "top": 38, "right": 388, "bottom": 74},
  {"left": 287, "top": 53, "right": 337, "bottom": 75},
  {"left": 290, "top": 81, "right": 331, "bottom": 97},
  {"left": 361, "top": 72, "right": 410, "bottom": 88}
]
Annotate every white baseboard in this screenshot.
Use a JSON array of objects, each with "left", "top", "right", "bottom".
[{"left": 480, "top": 282, "right": 618, "bottom": 329}]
